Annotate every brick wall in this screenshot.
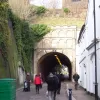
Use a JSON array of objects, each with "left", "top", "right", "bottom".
[{"left": 62, "top": 0, "right": 88, "bottom": 12}]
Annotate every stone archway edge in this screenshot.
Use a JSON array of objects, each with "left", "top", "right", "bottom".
[{"left": 33, "top": 26, "right": 78, "bottom": 77}]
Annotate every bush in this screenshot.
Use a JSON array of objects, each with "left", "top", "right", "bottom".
[
  {"left": 35, "top": 6, "right": 46, "bottom": 15},
  {"left": 30, "top": 24, "right": 50, "bottom": 42},
  {"left": 63, "top": 8, "right": 70, "bottom": 14}
]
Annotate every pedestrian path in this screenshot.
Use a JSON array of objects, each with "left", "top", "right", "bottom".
[
  {"left": 16, "top": 83, "right": 67, "bottom": 100},
  {"left": 66, "top": 82, "right": 95, "bottom": 100},
  {"left": 16, "top": 82, "right": 95, "bottom": 100}
]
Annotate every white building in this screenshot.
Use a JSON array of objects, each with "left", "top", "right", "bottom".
[
  {"left": 76, "top": 0, "right": 100, "bottom": 98},
  {"left": 30, "top": 0, "right": 62, "bottom": 9}
]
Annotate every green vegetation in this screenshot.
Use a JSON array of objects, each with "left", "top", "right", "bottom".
[
  {"left": 63, "top": 8, "right": 70, "bottom": 14},
  {"left": 35, "top": 6, "right": 47, "bottom": 15},
  {"left": 31, "top": 24, "right": 50, "bottom": 42},
  {"left": 29, "top": 6, "right": 84, "bottom": 28},
  {"left": 32, "top": 17, "right": 84, "bottom": 28},
  {"left": 0, "top": 54, "right": 6, "bottom": 78},
  {"left": 0, "top": 1, "right": 50, "bottom": 78},
  {"left": 0, "top": 1, "right": 10, "bottom": 65}
]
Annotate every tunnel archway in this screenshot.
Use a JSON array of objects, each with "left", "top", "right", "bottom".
[{"left": 37, "top": 52, "right": 72, "bottom": 81}]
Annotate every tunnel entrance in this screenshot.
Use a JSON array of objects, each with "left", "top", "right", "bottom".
[{"left": 37, "top": 52, "right": 72, "bottom": 81}]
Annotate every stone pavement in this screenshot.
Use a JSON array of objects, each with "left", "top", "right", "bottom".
[
  {"left": 16, "top": 82, "right": 95, "bottom": 100},
  {"left": 66, "top": 82, "right": 95, "bottom": 100},
  {"left": 16, "top": 83, "right": 67, "bottom": 100}
]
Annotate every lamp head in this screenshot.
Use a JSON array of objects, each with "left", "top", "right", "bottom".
[{"left": 54, "top": 55, "right": 57, "bottom": 57}]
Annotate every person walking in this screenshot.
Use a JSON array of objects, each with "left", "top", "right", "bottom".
[
  {"left": 26, "top": 73, "right": 31, "bottom": 91},
  {"left": 56, "top": 73, "right": 62, "bottom": 94},
  {"left": 73, "top": 72, "right": 80, "bottom": 90},
  {"left": 39, "top": 73, "right": 43, "bottom": 89},
  {"left": 34, "top": 74, "right": 42, "bottom": 94},
  {"left": 46, "top": 72, "right": 59, "bottom": 100}
]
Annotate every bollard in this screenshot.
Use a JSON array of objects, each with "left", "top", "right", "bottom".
[{"left": 68, "top": 89, "right": 72, "bottom": 100}]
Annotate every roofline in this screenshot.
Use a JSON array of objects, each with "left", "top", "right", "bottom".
[{"left": 78, "top": 24, "right": 85, "bottom": 43}]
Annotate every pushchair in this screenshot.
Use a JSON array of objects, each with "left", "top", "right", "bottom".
[{"left": 23, "top": 81, "right": 29, "bottom": 92}]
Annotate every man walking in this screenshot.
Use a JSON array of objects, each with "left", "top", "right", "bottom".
[
  {"left": 73, "top": 72, "right": 80, "bottom": 90},
  {"left": 56, "top": 73, "right": 62, "bottom": 94},
  {"left": 46, "top": 72, "right": 59, "bottom": 100}
]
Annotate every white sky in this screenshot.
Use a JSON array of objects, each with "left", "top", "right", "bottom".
[{"left": 30, "top": 0, "right": 62, "bottom": 9}]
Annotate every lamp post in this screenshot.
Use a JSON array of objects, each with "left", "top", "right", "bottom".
[
  {"left": 54, "top": 55, "right": 62, "bottom": 66},
  {"left": 93, "top": 0, "right": 98, "bottom": 99},
  {"left": 54, "top": 55, "right": 62, "bottom": 74}
]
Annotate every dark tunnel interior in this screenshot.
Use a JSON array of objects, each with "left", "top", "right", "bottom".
[{"left": 37, "top": 52, "right": 72, "bottom": 81}]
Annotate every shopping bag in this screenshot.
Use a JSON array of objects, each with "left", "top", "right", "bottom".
[{"left": 46, "top": 91, "right": 48, "bottom": 97}]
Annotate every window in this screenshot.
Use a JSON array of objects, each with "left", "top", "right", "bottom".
[{"left": 73, "top": 0, "right": 81, "bottom": 1}]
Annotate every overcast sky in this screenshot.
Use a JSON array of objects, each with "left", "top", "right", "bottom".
[{"left": 30, "top": 0, "right": 62, "bottom": 9}]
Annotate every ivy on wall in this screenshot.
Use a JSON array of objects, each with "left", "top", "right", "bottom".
[
  {"left": 0, "top": 1, "right": 13, "bottom": 78},
  {"left": 0, "top": 1, "right": 50, "bottom": 74},
  {"left": 0, "top": 1, "right": 10, "bottom": 65}
]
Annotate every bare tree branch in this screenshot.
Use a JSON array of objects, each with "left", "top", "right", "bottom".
[{"left": 9, "top": 0, "right": 31, "bottom": 20}]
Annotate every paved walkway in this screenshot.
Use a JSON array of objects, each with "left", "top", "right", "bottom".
[
  {"left": 16, "top": 82, "right": 95, "bottom": 100},
  {"left": 16, "top": 83, "right": 67, "bottom": 100},
  {"left": 66, "top": 82, "right": 95, "bottom": 100}
]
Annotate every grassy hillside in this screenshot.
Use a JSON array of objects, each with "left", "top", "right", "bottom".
[{"left": 30, "top": 17, "right": 84, "bottom": 28}]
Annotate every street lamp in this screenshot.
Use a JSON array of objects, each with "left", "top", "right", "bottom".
[
  {"left": 54, "top": 55, "right": 62, "bottom": 66},
  {"left": 93, "top": 0, "right": 98, "bottom": 99}
]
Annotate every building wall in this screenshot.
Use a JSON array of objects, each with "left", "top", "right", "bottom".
[
  {"left": 30, "top": 0, "right": 87, "bottom": 18},
  {"left": 18, "top": 67, "right": 26, "bottom": 85},
  {"left": 62, "top": 0, "right": 88, "bottom": 19},
  {"left": 76, "top": 0, "right": 100, "bottom": 97},
  {"left": 34, "top": 26, "right": 79, "bottom": 78},
  {"left": 62, "top": 0, "right": 88, "bottom": 12}
]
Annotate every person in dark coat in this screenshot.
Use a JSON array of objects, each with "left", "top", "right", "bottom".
[
  {"left": 46, "top": 73, "right": 59, "bottom": 100},
  {"left": 56, "top": 73, "right": 62, "bottom": 94},
  {"left": 73, "top": 72, "right": 80, "bottom": 90},
  {"left": 39, "top": 73, "right": 43, "bottom": 89},
  {"left": 26, "top": 73, "right": 31, "bottom": 91}
]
